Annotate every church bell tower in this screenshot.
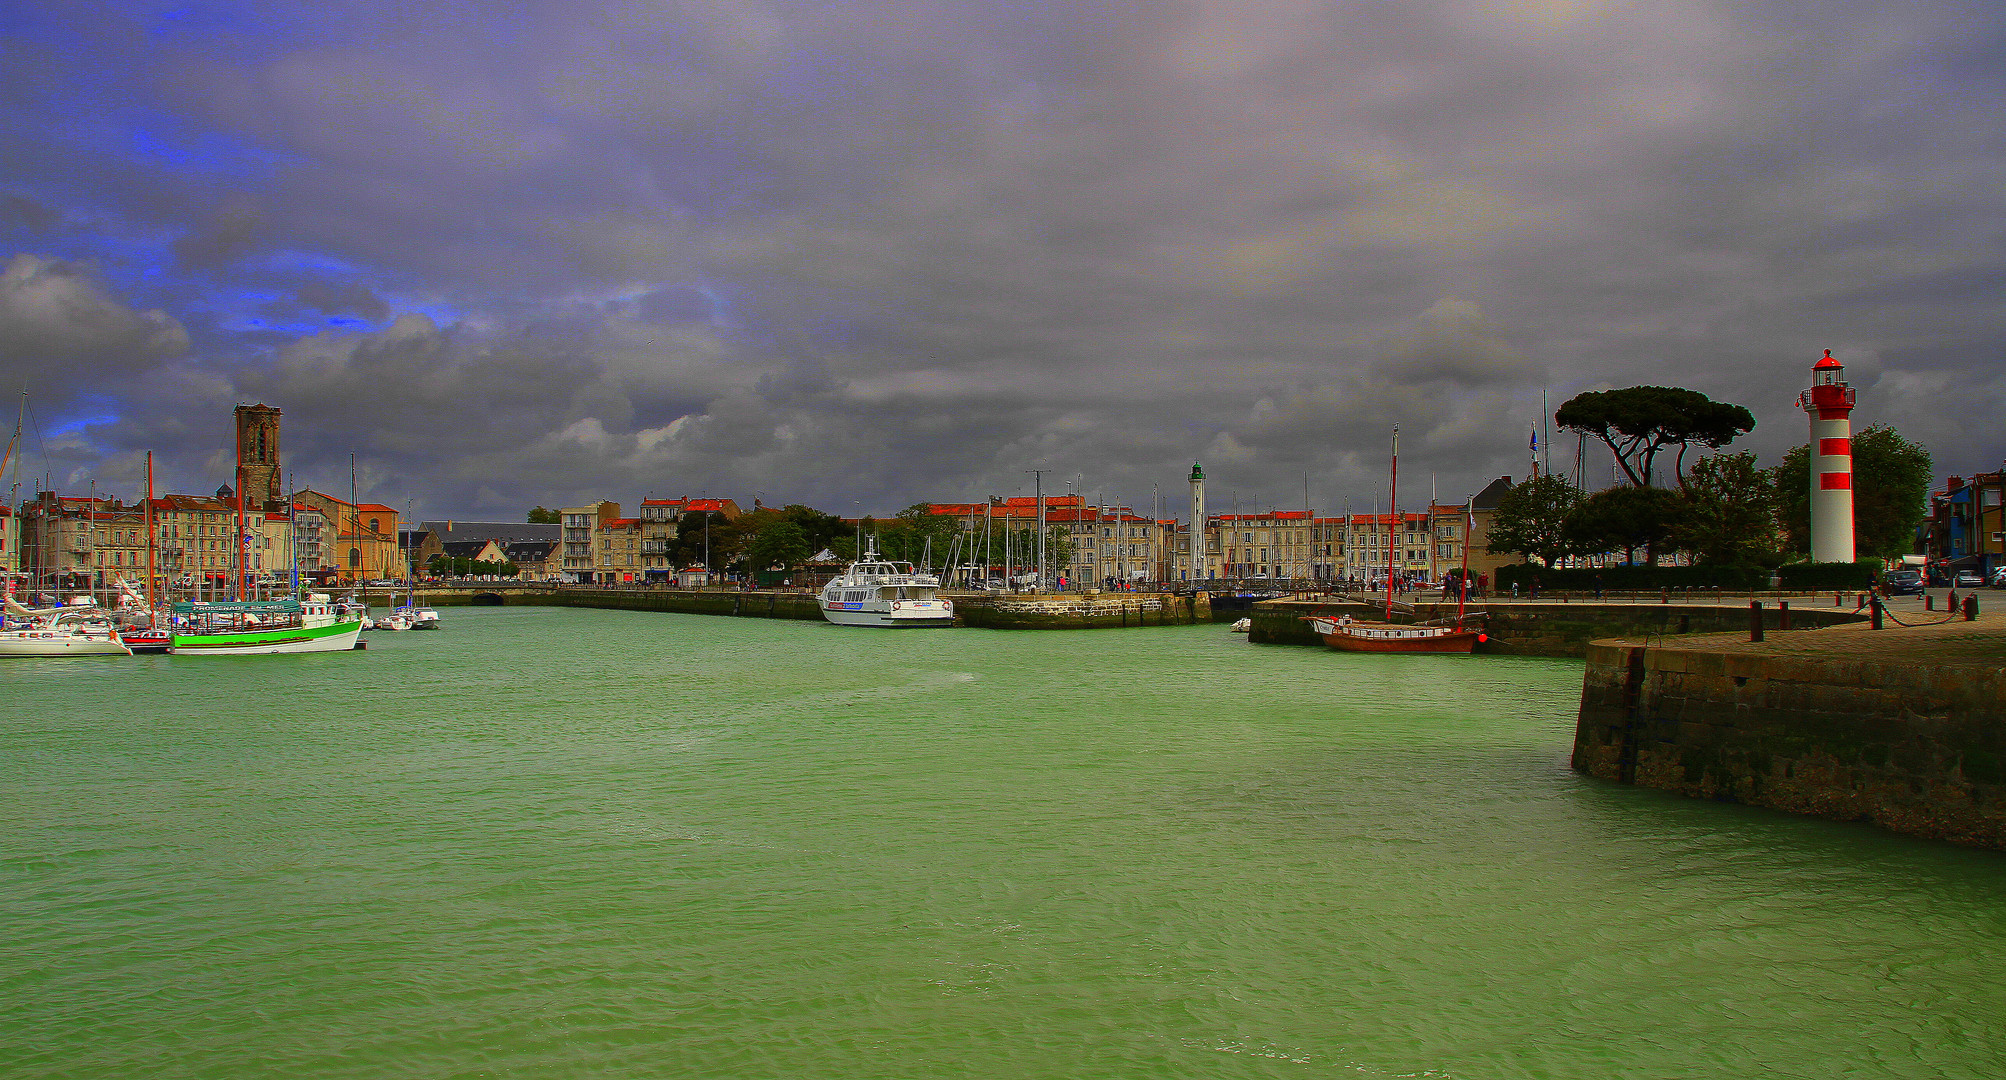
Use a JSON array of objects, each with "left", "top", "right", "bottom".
[{"left": 235, "top": 404, "right": 282, "bottom": 508}]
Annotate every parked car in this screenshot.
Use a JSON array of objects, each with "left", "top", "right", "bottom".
[
  {"left": 1882, "top": 572, "right": 1925, "bottom": 596},
  {"left": 1992, "top": 568, "right": 2006, "bottom": 588},
  {"left": 1954, "top": 570, "right": 1983, "bottom": 588}
]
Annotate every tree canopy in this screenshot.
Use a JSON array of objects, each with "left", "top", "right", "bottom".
[
  {"left": 1554, "top": 386, "right": 1755, "bottom": 488},
  {"left": 670, "top": 510, "right": 738, "bottom": 571},
  {"left": 1484, "top": 475, "right": 1579, "bottom": 567},
  {"left": 1770, "top": 424, "right": 1933, "bottom": 559},
  {"left": 526, "top": 506, "right": 560, "bottom": 524},
  {"left": 747, "top": 520, "right": 813, "bottom": 572},
  {"left": 1669, "top": 451, "right": 1780, "bottom": 566},
  {"left": 1565, "top": 485, "right": 1684, "bottom": 565}
]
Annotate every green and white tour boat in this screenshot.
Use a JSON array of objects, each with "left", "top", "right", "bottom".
[{"left": 169, "top": 597, "right": 364, "bottom": 656}]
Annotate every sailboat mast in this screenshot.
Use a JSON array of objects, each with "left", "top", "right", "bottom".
[
  {"left": 350, "top": 453, "right": 358, "bottom": 593},
  {"left": 145, "top": 452, "right": 156, "bottom": 613},
  {"left": 235, "top": 418, "right": 248, "bottom": 602},
  {"left": 1386, "top": 426, "right": 1398, "bottom": 621}
]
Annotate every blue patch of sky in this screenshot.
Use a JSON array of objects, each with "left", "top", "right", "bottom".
[
  {"left": 43, "top": 392, "right": 125, "bottom": 438},
  {"left": 218, "top": 311, "right": 372, "bottom": 338},
  {"left": 253, "top": 251, "right": 367, "bottom": 278},
  {"left": 113, "top": 109, "right": 291, "bottom": 182},
  {"left": 136, "top": 2, "right": 382, "bottom": 49}
]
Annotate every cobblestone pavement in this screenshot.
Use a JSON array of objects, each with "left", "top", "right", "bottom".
[{"left": 1602, "top": 608, "right": 2006, "bottom": 666}]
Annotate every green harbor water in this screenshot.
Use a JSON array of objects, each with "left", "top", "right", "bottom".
[{"left": 4, "top": 607, "right": 2003, "bottom": 1078}]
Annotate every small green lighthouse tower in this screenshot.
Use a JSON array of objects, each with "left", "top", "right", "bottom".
[{"left": 1187, "top": 461, "right": 1206, "bottom": 583}]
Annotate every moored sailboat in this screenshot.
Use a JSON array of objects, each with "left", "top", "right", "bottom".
[
  {"left": 1306, "top": 426, "right": 1487, "bottom": 655},
  {"left": 0, "top": 598, "right": 132, "bottom": 657}
]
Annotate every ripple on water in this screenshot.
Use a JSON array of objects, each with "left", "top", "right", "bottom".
[{"left": 2, "top": 609, "right": 2003, "bottom": 1079}]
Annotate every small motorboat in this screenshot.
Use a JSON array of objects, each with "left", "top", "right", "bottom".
[
  {"left": 119, "top": 628, "right": 174, "bottom": 654},
  {"left": 1230, "top": 618, "right": 1252, "bottom": 633}
]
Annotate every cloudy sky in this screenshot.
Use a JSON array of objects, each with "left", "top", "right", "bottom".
[{"left": 3, "top": 0, "right": 2000, "bottom": 520}]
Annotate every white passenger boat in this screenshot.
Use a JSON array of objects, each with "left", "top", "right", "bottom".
[
  {"left": 169, "top": 598, "right": 364, "bottom": 655},
  {"left": 397, "top": 606, "right": 441, "bottom": 630},
  {"left": 818, "top": 542, "right": 955, "bottom": 628}
]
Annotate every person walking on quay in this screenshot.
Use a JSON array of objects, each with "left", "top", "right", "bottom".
[{"left": 1593, "top": 573, "right": 1604, "bottom": 600}]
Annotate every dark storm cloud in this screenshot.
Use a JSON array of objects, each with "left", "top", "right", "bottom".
[
  {"left": 0, "top": 254, "right": 189, "bottom": 405},
  {"left": 3, "top": 0, "right": 2002, "bottom": 518}
]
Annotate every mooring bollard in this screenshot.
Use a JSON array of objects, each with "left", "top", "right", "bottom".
[
  {"left": 1966, "top": 595, "right": 1979, "bottom": 622},
  {"left": 1779, "top": 600, "right": 1791, "bottom": 630},
  {"left": 1871, "top": 598, "right": 1884, "bottom": 630},
  {"left": 1749, "top": 600, "right": 1764, "bottom": 642},
  {"left": 1926, "top": 594, "right": 1934, "bottom": 611},
  {"left": 1834, "top": 591, "right": 1842, "bottom": 606}
]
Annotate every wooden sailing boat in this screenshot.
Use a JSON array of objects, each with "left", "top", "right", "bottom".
[{"left": 1305, "top": 425, "right": 1486, "bottom": 654}]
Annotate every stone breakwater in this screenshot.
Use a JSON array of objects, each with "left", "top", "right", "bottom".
[
  {"left": 1572, "top": 614, "right": 2006, "bottom": 850},
  {"left": 1247, "top": 596, "right": 1868, "bottom": 657}
]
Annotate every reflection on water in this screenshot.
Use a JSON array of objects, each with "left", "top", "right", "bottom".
[{"left": 2, "top": 607, "right": 2001, "bottom": 1078}]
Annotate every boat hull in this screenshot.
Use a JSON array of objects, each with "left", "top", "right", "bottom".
[
  {"left": 0, "top": 631, "right": 132, "bottom": 657},
  {"left": 819, "top": 602, "right": 955, "bottom": 628},
  {"left": 171, "top": 618, "right": 365, "bottom": 655},
  {"left": 1305, "top": 616, "right": 1482, "bottom": 654}
]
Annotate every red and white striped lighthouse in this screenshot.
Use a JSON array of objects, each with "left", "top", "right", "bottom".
[{"left": 1798, "top": 349, "right": 1856, "bottom": 563}]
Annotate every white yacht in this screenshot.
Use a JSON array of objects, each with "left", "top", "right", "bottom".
[
  {"left": 0, "top": 600, "right": 132, "bottom": 657},
  {"left": 818, "top": 543, "right": 955, "bottom": 628}
]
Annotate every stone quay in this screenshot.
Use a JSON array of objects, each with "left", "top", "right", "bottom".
[
  {"left": 1244, "top": 594, "right": 1869, "bottom": 657},
  {"left": 1572, "top": 610, "right": 2006, "bottom": 850}
]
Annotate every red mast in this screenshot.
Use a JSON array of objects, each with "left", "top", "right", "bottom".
[{"left": 1386, "top": 425, "right": 1398, "bottom": 621}]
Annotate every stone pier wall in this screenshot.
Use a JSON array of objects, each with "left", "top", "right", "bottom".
[
  {"left": 406, "top": 586, "right": 1209, "bottom": 628},
  {"left": 1248, "top": 597, "right": 1867, "bottom": 657},
  {"left": 954, "top": 592, "right": 1207, "bottom": 629},
  {"left": 1573, "top": 629, "right": 2006, "bottom": 850}
]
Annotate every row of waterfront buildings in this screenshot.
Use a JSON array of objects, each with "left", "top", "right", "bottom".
[
  {"left": 10, "top": 396, "right": 1992, "bottom": 593},
  {"left": 0, "top": 401, "right": 1535, "bottom": 592},
  {"left": 546, "top": 468, "right": 1522, "bottom": 587}
]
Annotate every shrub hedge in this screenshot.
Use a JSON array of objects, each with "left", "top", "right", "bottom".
[{"left": 1775, "top": 560, "right": 1880, "bottom": 590}]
